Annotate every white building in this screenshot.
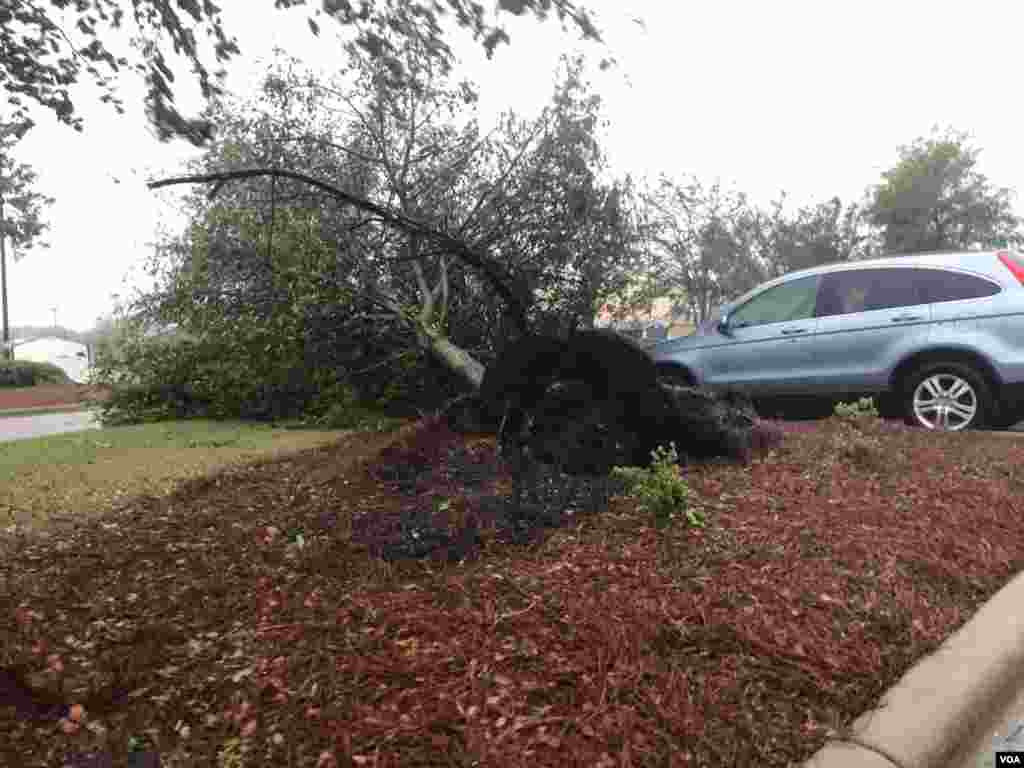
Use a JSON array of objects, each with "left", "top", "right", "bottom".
[{"left": 11, "top": 336, "right": 92, "bottom": 383}]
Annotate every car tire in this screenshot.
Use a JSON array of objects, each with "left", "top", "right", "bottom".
[{"left": 900, "top": 362, "right": 992, "bottom": 431}]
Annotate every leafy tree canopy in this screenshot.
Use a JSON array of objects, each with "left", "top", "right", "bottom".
[
  {"left": 0, "top": 0, "right": 601, "bottom": 145},
  {"left": 867, "top": 128, "right": 1023, "bottom": 254},
  {"left": 753, "top": 194, "right": 871, "bottom": 277},
  {"left": 1, "top": 120, "right": 53, "bottom": 352},
  {"left": 0, "top": 122, "right": 53, "bottom": 255},
  {"left": 631, "top": 181, "right": 877, "bottom": 326},
  {"left": 638, "top": 177, "right": 765, "bottom": 324}
]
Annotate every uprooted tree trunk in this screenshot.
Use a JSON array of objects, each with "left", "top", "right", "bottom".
[
  {"left": 421, "top": 329, "right": 485, "bottom": 390},
  {"left": 444, "top": 328, "right": 758, "bottom": 472}
]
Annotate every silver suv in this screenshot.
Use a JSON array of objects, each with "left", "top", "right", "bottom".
[{"left": 650, "top": 250, "right": 1024, "bottom": 431}]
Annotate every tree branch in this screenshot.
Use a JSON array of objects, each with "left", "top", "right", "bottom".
[
  {"left": 147, "top": 168, "right": 530, "bottom": 332},
  {"left": 457, "top": 113, "right": 549, "bottom": 240}
]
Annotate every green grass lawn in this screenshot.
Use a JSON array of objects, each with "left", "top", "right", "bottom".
[{"left": 0, "top": 419, "right": 375, "bottom": 532}]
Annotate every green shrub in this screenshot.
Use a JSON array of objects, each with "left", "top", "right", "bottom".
[
  {"left": 91, "top": 333, "right": 211, "bottom": 425},
  {"left": 613, "top": 443, "right": 703, "bottom": 529},
  {"left": 90, "top": 319, "right": 321, "bottom": 425},
  {"left": 0, "top": 360, "right": 71, "bottom": 387},
  {"left": 98, "top": 382, "right": 214, "bottom": 425},
  {"left": 310, "top": 384, "right": 403, "bottom": 432},
  {"left": 834, "top": 397, "right": 879, "bottom": 420},
  {"left": 0, "top": 362, "right": 33, "bottom": 387}
]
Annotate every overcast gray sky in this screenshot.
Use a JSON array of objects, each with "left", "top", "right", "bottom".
[{"left": 6, "top": 0, "right": 1024, "bottom": 332}]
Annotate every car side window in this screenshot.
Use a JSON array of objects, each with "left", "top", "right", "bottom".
[
  {"left": 917, "top": 269, "right": 1001, "bottom": 303},
  {"left": 730, "top": 276, "right": 821, "bottom": 328},
  {"left": 815, "top": 269, "right": 926, "bottom": 317}
]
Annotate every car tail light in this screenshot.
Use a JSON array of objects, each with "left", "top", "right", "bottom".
[{"left": 997, "top": 251, "right": 1024, "bottom": 286}]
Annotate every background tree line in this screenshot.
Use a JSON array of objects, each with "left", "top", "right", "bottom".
[{"left": 618, "top": 127, "right": 1024, "bottom": 327}]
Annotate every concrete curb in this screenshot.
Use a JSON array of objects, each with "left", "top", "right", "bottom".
[
  {"left": 805, "top": 741, "right": 900, "bottom": 767},
  {"left": 803, "top": 570, "right": 1024, "bottom": 768}
]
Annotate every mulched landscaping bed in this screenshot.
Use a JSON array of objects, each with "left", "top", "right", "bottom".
[{"left": 1, "top": 416, "right": 1023, "bottom": 767}]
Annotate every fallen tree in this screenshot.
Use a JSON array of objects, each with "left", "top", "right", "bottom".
[{"left": 148, "top": 169, "right": 760, "bottom": 525}]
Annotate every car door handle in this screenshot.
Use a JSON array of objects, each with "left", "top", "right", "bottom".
[
  {"left": 780, "top": 328, "right": 807, "bottom": 335},
  {"left": 891, "top": 314, "right": 923, "bottom": 322}
]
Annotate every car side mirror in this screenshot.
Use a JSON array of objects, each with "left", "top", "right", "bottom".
[{"left": 717, "top": 314, "right": 733, "bottom": 336}]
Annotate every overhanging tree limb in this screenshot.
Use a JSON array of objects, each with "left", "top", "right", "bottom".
[{"left": 147, "top": 168, "right": 531, "bottom": 332}]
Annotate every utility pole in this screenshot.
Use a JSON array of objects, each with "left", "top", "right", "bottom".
[{"left": 1, "top": 194, "right": 9, "bottom": 361}]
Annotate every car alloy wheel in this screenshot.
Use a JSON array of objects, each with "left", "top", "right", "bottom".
[{"left": 911, "top": 372, "right": 979, "bottom": 431}]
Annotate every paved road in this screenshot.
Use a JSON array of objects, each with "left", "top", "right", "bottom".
[{"left": 0, "top": 410, "right": 101, "bottom": 443}]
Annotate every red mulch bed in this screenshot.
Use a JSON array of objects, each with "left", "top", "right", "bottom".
[
  {"left": 1, "top": 416, "right": 1022, "bottom": 767},
  {"left": 0, "top": 384, "right": 111, "bottom": 411}
]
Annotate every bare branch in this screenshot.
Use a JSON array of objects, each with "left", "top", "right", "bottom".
[
  {"left": 410, "top": 238, "right": 433, "bottom": 315},
  {"left": 437, "top": 252, "right": 449, "bottom": 328},
  {"left": 263, "top": 132, "right": 383, "bottom": 167},
  {"left": 457, "top": 113, "right": 550, "bottom": 239}
]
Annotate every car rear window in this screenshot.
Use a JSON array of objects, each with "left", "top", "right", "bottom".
[
  {"left": 816, "top": 268, "right": 926, "bottom": 317},
  {"left": 917, "top": 269, "right": 1001, "bottom": 303}
]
